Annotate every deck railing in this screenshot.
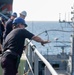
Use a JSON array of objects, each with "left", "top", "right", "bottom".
[{"left": 24, "top": 38, "right": 58, "bottom": 75}]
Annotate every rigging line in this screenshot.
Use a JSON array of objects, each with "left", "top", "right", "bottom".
[
  {"left": 24, "top": 30, "right": 49, "bottom": 49},
  {"left": 24, "top": 28, "right": 73, "bottom": 52},
  {"left": 44, "top": 30, "right": 52, "bottom": 49},
  {"left": 24, "top": 29, "right": 72, "bottom": 49},
  {"left": 37, "top": 29, "right": 73, "bottom": 37},
  {"left": 44, "top": 29, "right": 73, "bottom": 32},
  {"left": 45, "top": 30, "right": 49, "bottom": 41}
]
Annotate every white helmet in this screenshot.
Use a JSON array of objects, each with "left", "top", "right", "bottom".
[{"left": 20, "top": 11, "right": 27, "bottom": 17}]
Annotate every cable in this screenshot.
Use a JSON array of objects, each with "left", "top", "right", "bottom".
[{"left": 24, "top": 29, "right": 72, "bottom": 51}]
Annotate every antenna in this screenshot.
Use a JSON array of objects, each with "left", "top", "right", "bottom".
[
  {"left": 65, "top": 13, "right": 66, "bottom": 21},
  {"left": 59, "top": 13, "right": 61, "bottom": 22}
]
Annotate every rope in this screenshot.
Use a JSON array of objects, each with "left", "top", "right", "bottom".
[{"left": 24, "top": 29, "right": 72, "bottom": 48}]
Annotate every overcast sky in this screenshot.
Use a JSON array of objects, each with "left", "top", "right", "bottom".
[{"left": 13, "top": 0, "right": 74, "bottom": 21}]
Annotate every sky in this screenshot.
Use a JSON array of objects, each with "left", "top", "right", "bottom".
[{"left": 13, "top": 0, "right": 74, "bottom": 21}]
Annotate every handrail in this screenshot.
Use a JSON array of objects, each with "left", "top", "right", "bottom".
[{"left": 25, "top": 38, "right": 58, "bottom": 75}]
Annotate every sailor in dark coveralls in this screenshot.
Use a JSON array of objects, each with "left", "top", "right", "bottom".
[
  {"left": 3, "top": 12, "right": 17, "bottom": 40},
  {"left": 1, "top": 17, "right": 50, "bottom": 75}
]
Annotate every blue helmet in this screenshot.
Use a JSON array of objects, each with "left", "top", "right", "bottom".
[{"left": 13, "top": 17, "right": 27, "bottom": 27}]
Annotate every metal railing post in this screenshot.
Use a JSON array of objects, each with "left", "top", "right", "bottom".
[{"left": 34, "top": 54, "right": 38, "bottom": 75}]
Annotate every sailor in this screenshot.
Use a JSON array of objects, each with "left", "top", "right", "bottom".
[
  {"left": 1, "top": 17, "right": 50, "bottom": 75},
  {"left": 19, "top": 11, "right": 27, "bottom": 29},
  {"left": 3, "top": 12, "right": 17, "bottom": 40}
]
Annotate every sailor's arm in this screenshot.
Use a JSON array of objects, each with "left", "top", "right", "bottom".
[{"left": 32, "top": 36, "right": 50, "bottom": 46}]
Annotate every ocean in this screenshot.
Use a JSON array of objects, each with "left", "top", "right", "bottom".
[{"left": 26, "top": 21, "right": 73, "bottom": 55}]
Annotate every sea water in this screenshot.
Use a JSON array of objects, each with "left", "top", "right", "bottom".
[{"left": 26, "top": 21, "right": 73, "bottom": 55}]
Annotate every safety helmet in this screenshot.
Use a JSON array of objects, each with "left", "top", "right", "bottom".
[
  {"left": 20, "top": 11, "right": 27, "bottom": 17},
  {"left": 13, "top": 17, "right": 27, "bottom": 27},
  {"left": 11, "top": 12, "right": 17, "bottom": 17}
]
